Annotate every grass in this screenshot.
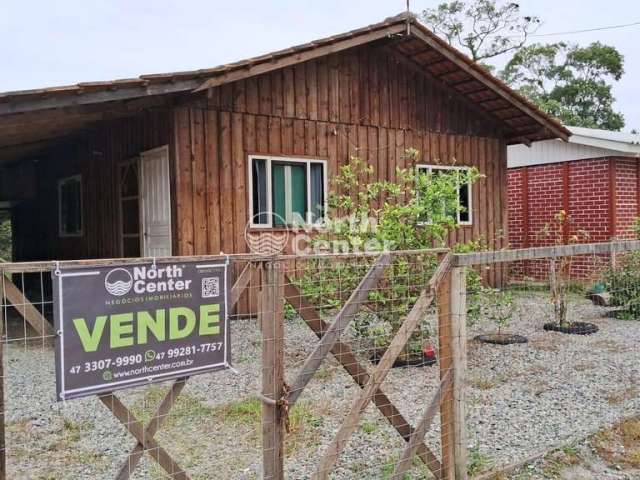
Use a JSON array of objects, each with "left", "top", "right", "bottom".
[
  {"left": 314, "top": 366, "right": 335, "bottom": 381},
  {"left": 215, "top": 395, "right": 324, "bottom": 454},
  {"left": 540, "top": 445, "right": 582, "bottom": 477},
  {"left": 6, "top": 416, "right": 112, "bottom": 478},
  {"left": 131, "top": 385, "right": 215, "bottom": 429},
  {"left": 380, "top": 453, "right": 431, "bottom": 479},
  {"left": 216, "top": 395, "right": 261, "bottom": 425},
  {"left": 362, "top": 420, "right": 378, "bottom": 434},
  {"left": 470, "top": 375, "right": 502, "bottom": 390},
  {"left": 467, "top": 447, "right": 492, "bottom": 476}
]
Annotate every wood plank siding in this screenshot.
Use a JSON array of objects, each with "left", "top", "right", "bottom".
[
  {"left": 172, "top": 45, "right": 509, "bottom": 299},
  {"left": 10, "top": 44, "right": 508, "bottom": 315},
  {"left": 12, "top": 109, "right": 173, "bottom": 261}
]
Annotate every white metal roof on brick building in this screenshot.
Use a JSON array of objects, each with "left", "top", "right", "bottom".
[{"left": 508, "top": 126, "right": 640, "bottom": 168}]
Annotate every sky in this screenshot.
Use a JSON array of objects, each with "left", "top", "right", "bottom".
[{"left": 3, "top": 0, "right": 640, "bottom": 130}]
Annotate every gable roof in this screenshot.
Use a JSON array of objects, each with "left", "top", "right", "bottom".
[
  {"left": 0, "top": 12, "right": 569, "bottom": 158},
  {"left": 508, "top": 126, "right": 640, "bottom": 168}
]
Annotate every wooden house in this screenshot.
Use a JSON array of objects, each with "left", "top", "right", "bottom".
[{"left": 0, "top": 12, "right": 568, "bottom": 310}]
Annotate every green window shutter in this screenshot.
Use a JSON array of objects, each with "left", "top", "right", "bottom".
[
  {"left": 289, "top": 164, "right": 306, "bottom": 224},
  {"left": 272, "top": 164, "right": 286, "bottom": 226}
]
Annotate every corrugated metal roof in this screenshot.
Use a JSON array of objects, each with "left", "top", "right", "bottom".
[
  {"left": 568, "top": 126, "right": 640, "bottom": 147},
  {"left": 508, "top": 126, "right": 640, "bottom": 168}
]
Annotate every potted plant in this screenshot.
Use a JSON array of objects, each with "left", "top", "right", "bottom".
[
  {"left": 540, "top": 211, "right": 599, "bottom": 335},
  {"left": 473, "top": 288, "right": 527, "bottom": 345}
]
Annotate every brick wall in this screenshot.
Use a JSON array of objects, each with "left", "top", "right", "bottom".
[
  {"left": 507, "top": 156, "right": 638, "bottom": 281},
  {"left": 615, "top": 158, "right": 640, "bottom": 239}
]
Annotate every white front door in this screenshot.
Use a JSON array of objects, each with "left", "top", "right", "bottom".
[{"left": 140, "top": 146, "right": 172, "bottom": 257}]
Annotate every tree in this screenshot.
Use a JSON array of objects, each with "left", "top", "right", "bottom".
[
  {"left": 501, "top": 42, "right": 625, "bottom": 130},
  {"left": 422, "top": 0, "right": 540, "bottom": 65}
]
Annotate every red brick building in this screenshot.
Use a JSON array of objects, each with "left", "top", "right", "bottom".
[{"left": 508, "top": 126, "right": 640, "bottom": 279}]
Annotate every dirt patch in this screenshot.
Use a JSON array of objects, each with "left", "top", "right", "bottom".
[
  {"left": 506, "top": 417, "right": 640, "bottom": 479},
  {"left": 592, "top": 417, "right": 640, "bottom": 468}
]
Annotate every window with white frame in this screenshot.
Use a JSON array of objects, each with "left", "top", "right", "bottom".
[
  {"left": 416, "top": 165, "right": 472, "bottom": 225},
  {"left": 58, "top": 174, "right": 83, "bottom": 237},
  {"left": 249, "top": 155, "right": 327, "bottom": 227}
]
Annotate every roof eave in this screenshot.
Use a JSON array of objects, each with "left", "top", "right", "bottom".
[{"left": 569, "top": 134, "right": 640, "bottom": 155}]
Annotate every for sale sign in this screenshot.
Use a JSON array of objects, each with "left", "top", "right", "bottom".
[{"left": 53, "top": 260, "right": 230, "bottom": 400}]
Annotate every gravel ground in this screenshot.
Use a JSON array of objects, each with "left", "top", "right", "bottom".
[{"left": 2, "top": 291, "right": 639, "bottom": 479}]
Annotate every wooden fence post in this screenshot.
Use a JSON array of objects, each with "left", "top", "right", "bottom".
[
  {"left": 451, "top": 267, "right": 467, "bottom": 480},
  {"left": 260, "top": 261, "right": 285, "bottom": 480},
  {"left": 437, "top": 268, "right": 454, "bottom": 480},
  {"left": 0, "top": 298, "right": 5, "bottom": 480},
  {"left": 437, "top": 266, "right": 467, "bottom": 480}
]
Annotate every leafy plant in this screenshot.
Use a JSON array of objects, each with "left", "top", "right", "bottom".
[
  {"left": 470, "top": 288, "right": 515, "bottom": 333},
  {"left": 603, "top": 251, "right": 640, "bottom": 320},
  {"left": 467, "top": 447, "right": 492, "bottom": 475},
  {"left": 538, "top": 211, "right": 589, "bottom": 326},
  {"left": 634, "top": 217, "right": 640, "bottom": 239},
  {"left": 297, "top": 150, "right": 481, "bottom": 351}
]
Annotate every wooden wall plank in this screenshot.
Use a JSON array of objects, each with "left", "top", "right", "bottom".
[
  {"left": 219, "top": 112, "right": 235, "bottom": 255},
  {"left": 306, "top": 60, "right": 318, "bottom": 121},
  {"left": 191, "top": 108, "right": 208, "bottom": 254},
  {"left": 232, "top": 113, "right": 247, "bottom": 255},
  {"left": 205, "top": 110, "right": 221, "bottom": 254},
  {"left": 283, "top": 67, "right": 295, "bottom": 118},
  {"left": 175, "top": 107, "right": 195, "bottom": 255}
]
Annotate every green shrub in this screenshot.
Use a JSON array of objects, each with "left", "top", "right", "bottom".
[
  {"left": 603, "top": 251, "right": 640, "bottom": 320},
  {"left": 296, "top": 150, "right": 481, "bottom": 351}
]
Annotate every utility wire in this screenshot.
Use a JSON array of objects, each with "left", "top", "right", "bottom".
[
  {"left": 529, "top": 20, "right": 640, "bottom": 37},
  {"left": 494, "top": 20, "right": 640, "bottom": 39}
]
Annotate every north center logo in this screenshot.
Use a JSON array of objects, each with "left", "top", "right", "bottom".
[{"left": 104, "top": 268, "right": 133, "bottom": 296}]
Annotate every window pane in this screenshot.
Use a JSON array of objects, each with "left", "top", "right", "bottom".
[
  {"left": 309, "top": 163, "right": 324, "bottom": 223},
  {"left": 272, "top": 164, "right": 286, "bottom": 226},
  {"left": 252, "top": 158, "right": 268, "bottom": 224},
  {"left": 121, "top": 163, "right": 139, "bottom": 197},
  {"left": 272, "top": 163, "right": 307, "bottom": 226},
  {"left": 289, "top": 164, "right": 306, "bottom": 224},
  {"left": 459, "top": 181, "right": 470, "bottom": 223}
]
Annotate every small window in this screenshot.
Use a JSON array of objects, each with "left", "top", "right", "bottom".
[
  {"left": 249, "top": 156, "right": 327, "bottom": 228},
  {"left": 416, "top": 165, "right": 473, "bottom": 225},
  {"left": 58, "top": 175, "right": 83, "bottom": 237}
]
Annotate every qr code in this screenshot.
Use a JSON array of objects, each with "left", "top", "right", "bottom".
[{"left": 201, "top": 277, "right": 220, "bottom": 298}]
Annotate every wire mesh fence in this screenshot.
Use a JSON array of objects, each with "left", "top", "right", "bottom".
[
  {"left": 0, "top": 241, "right": 637, "bottom": 479},
  {"left": 0, "top": 250, "right": 456, "bottom": 480},
  {"left": 276, "top": 251, "right": 450, "bottom": 479},
  {"left": 461, "top": 244, "right": 640, "bottom": 478},
  {"left": 0, "top": 263, "right": 268, "bottom": 479}
]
